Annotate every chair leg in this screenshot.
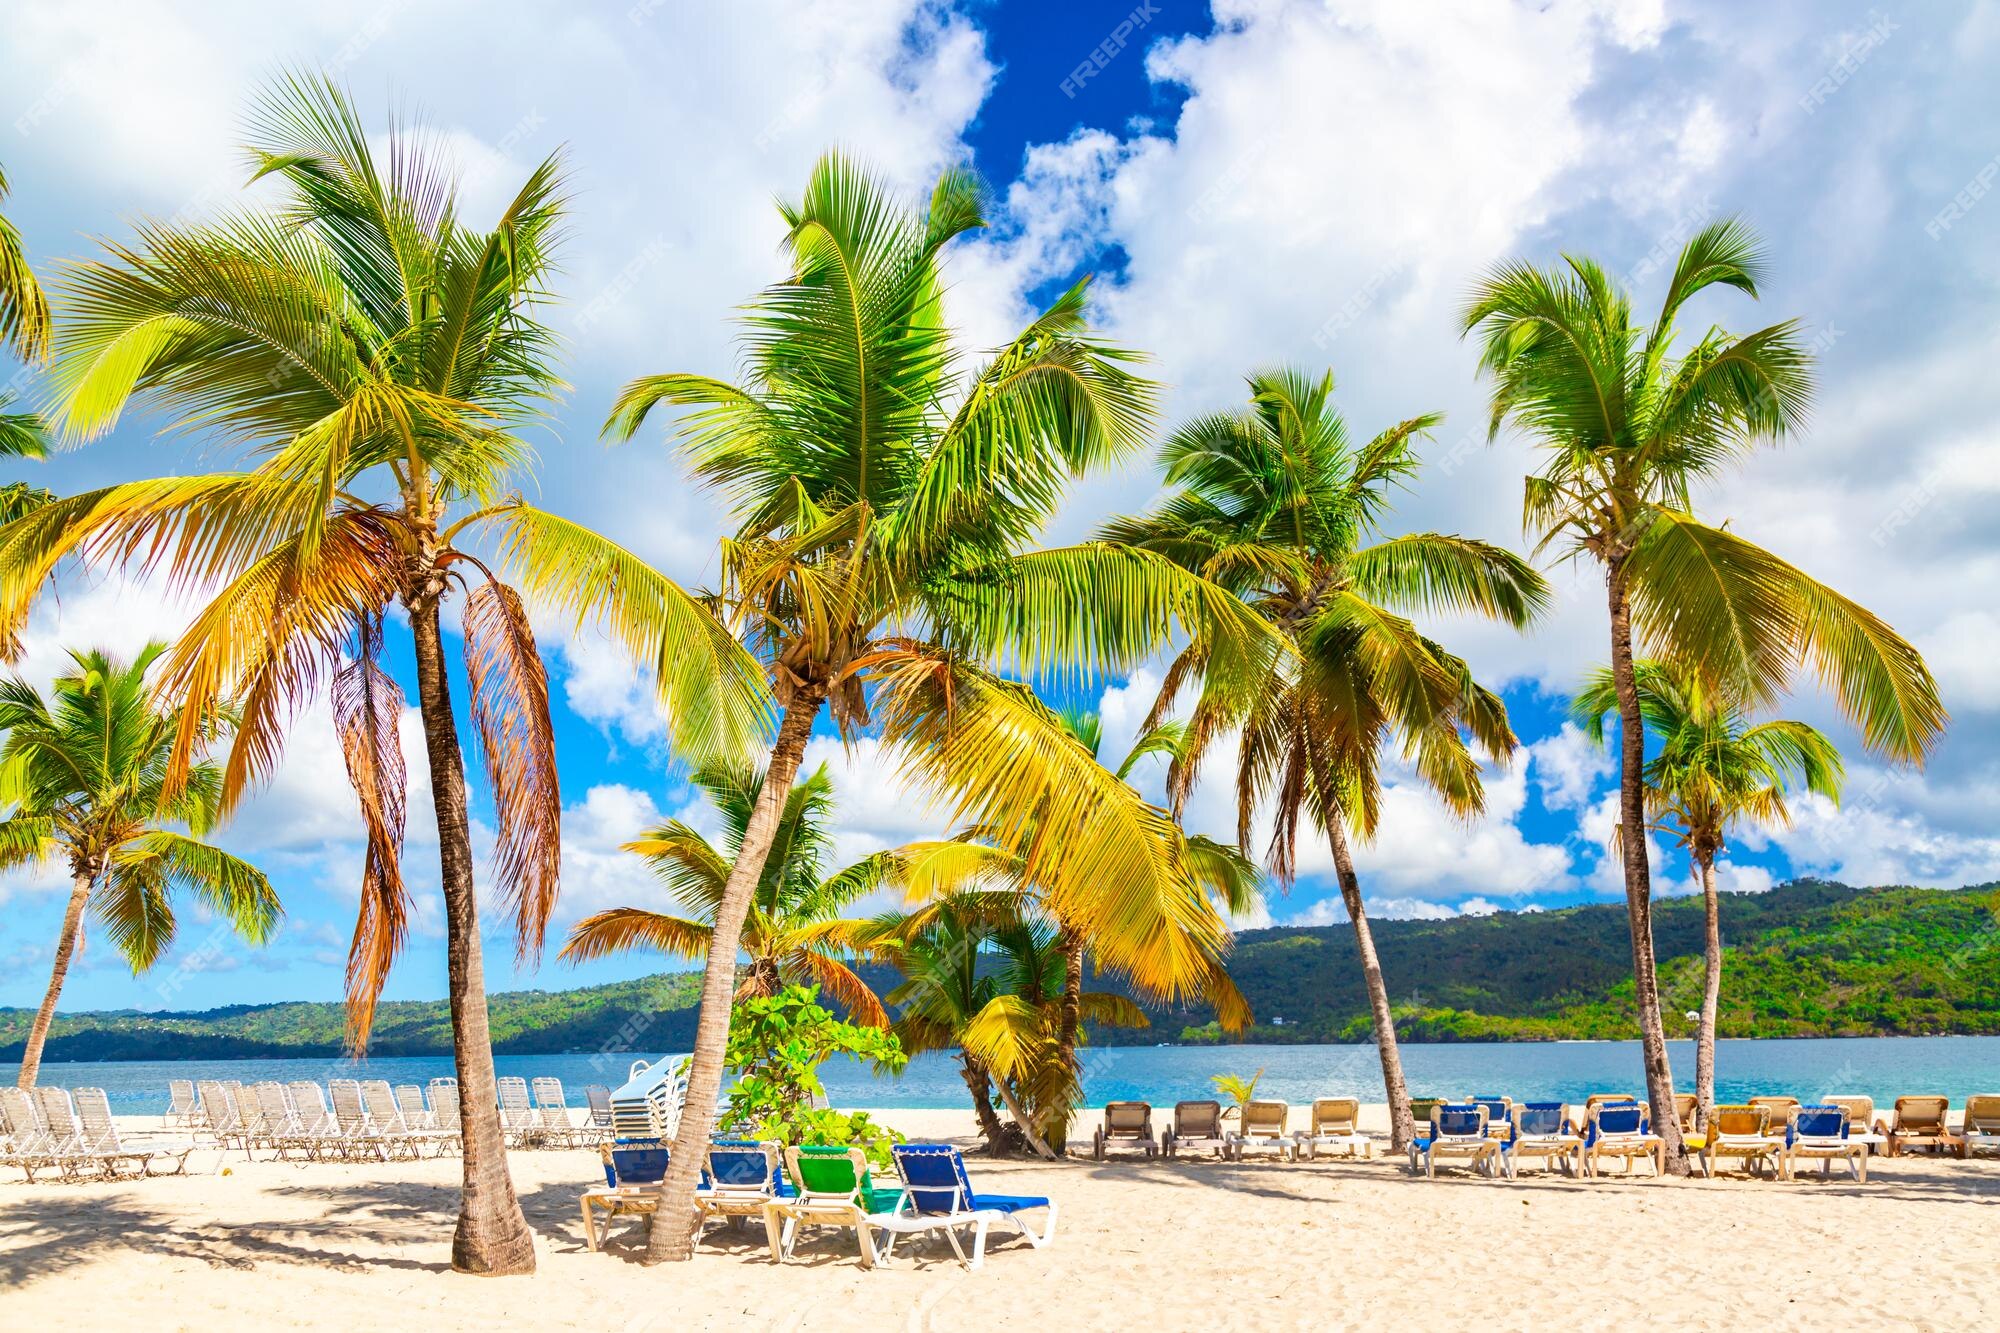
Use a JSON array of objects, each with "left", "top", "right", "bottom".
[
  {"left": 854, "top": 1221, "right": 877, "bottom": 1270},
  {"left": 966, "top": 1217, "right": 990, "bottom": 1270}
]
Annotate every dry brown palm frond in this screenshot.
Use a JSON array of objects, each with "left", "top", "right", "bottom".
[
  {"left": 462, "top": 578, "right": 561, "bottom": 966},
  {"left": 332, "top": 612, "right": 408, "bottom": 1049}
]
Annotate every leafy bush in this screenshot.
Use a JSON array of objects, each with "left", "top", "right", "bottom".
[{"left": 718, "top": 985, "right": 907, "bottom": 1167}]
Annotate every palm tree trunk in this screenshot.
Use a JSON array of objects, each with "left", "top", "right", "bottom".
[
  {"left": 409, "top": 595, "right": 537, "bottom": 1275},
  {"left": 960, "top": 1054, "right": 1008, "bottom": 1151},
  {"left": 1695, "top": 852, "right": 1722, "bottom": 1123},
  {"left": 646, "top": 689, "right": 823, "bottom": 1264},
  {"left": 1606, "top": 560, "right": 1690, "bottom": 1173},
  {"left": 1326, "top": 816, "right": 1415, "bottom": 1152},
  {"left": 16, "top": 862, "right": 93, "bottom": 1089},
  {"left": 991, "top": 1069, "right": 1057, "bottom": 1160},
  {"left": 1050, "top": 926, "right": 1085, "bottom": 1152}
]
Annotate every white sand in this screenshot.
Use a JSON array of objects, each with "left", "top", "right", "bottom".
[{"left": 2, "top": 1106, "right": 1993, "bottom": 1330}]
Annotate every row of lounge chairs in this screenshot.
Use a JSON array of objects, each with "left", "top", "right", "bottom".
[
  {"left": 0, "top": 1085, "right": 198, "bottom": 1182},
  {"left": 164, "top": 1075, "right": 615, "bottom": 1161},
  {"left": 1088, "top": 1092, "right": 2000, "bottom": 1179},
  {"left": 581, "top": 1139, "right": 1057, "bottom": 1270}
]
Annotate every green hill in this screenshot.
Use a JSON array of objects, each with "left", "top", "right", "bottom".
[{"left": 5, "top": 878, "right": 1995, "bottom": 1062}]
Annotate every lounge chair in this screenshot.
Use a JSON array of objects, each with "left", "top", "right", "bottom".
[
  {"left": 583, "top": 1084, "right": 615, "bottom": 1141},
  {"left": 1700, "top": 1105, "right": 1781, "bottom": 1178},
  {"left": 1411, "top": 1103, "right": 1500, "bottom": 1179},
  {"left": 76, "top": 1087, "right": 196, "bottom": 1178},
  {"left": 429, "top": 1081, "right": 464, "bottom": 1155},
  {"left": 0, "top": 1086, "right": 67, "bottom": 1182},
  {"left": 533, "top": 1077, "right": 581, "bottom": 1147},
  {"left": 1163, "top": 1099, "right": 1230, "bottom": 1158},
  {"left": 1230, "top": 1100, "right": 1294, "bottom": 1161},
  {"left": 1409, "top": 1096, "right": 1450, "bottom": 1130},
  {"left": 1958, "top": 1094, "right": 2000, "bottom": 1159},
  {"left": 886, "top": 1143, "right": 1059, "bottom": 1270},
  {"left": 694, "top": 1140, "right": 788, "bottom": 1247},
  {"left": 580, "top": 1141, "right": 672, "bottom": 1251},
  {"left": 395, "top": 1084, "right": 433, "bottom": 1130},
  {"left": 1295, "top": 1097, "right": 1372, "bottom": 1161},
  {"left": 497, "top": 1076, "right": 541, "bottom": 1148},
  {"left": 1748, "top": 1095, "right": 1800, "bottom": 1137},
  {"left": 763, "top": 1145, "right": 907, "bottom": 1267},
  {"left": 1092, "top": 1102, "right": 1158, "bottom": 1160},
  {"left": 1470, "top": 1095, "right": 1514, "bottom": 1142},
  {"left": 361, "top": 1080, "right": 428, "bottom": 1159},
  {"left": 1502, "top": 1102, "right": 1583, "bottom": 1178},
  {"left": 196, "top": 1080, "right": 249, "bottom": 1153},
  {"left": 1876, "top": 1096, "right": 1956, "bottom": 1156},
  {"left": 254, "top": 1083, "right": 312, "bottom": 1162},
  {"left": 1783, "top": 1104, "right": 1868, "bottom": 1182},
  {"left": 1672, "top": 1093, "right": 1703, "bottom": 1148},
  {"left": 1584, "top": 1102, "right": 1665, "bottom": 1178},
  {"left": 165, "top": 1079, "right": 198, "bottom": 1129},
  {"left": 328, "top": 1079, "right": 390, "bottom": 1161}
]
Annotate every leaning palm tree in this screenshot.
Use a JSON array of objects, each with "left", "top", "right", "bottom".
[
  {"left": 1104, "top": 368, "right": 1548, "bottom": 1152},
  {"left": 0, "top": 161, "right": 54, "bottom": 520},
  {"left": 1462, "top": 220, "right": 1946, "bottom": 1169},
  {"left": 866, "top": 892, "right": 1147, "bottom": 1156},
  {"left": 0, "top": 644, "right": 278, "bottom": 1086},
  {"left": 559, "top": 761, "right": 901, "bottom": 1025},
  {"left": 584, "top": 150, "right": 1276, "bottom": 1262},
  {"left": 1573, "top": 659, "right": 1842, "bottom": 1117},
  {"left": 0, "top": 77, "right": 765, "bottom": 1272}
]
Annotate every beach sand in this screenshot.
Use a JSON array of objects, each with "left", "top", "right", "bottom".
[{"left": 3, "top": 1106, "right": 1993, "bottom": 1330}]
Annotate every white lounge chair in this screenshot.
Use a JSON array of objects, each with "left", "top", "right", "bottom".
[
  {"left": 1, "top": 1086, "right": 68, "bottom": 1182},
  {"left": 497, "top": 1076, "right": 541, "bottom": 1148},
  {"left": 76, "top": 1087, "right": 196, "bottom": 1177},
  {"left": 532, "top": 1077, "right": 581, "bottom": 1147},
  {"left": 165, "top": 1079, "right": 198, "bottom": 1129},
  {"left": 1584, "top": 1101, "right": 1666, "bottom": 1178}
]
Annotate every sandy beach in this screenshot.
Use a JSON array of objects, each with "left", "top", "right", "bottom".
[{"left": 3, "top": 1106, "right": 1994, "bottom": 1330}]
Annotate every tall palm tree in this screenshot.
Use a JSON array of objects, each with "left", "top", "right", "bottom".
[
  {"left": 1104, "top": 368, "right": 1548, "bottom": 1151},
  {"left": 0, "top": 644, "right": 278, "bottom": 1086},
  {"left": 1462, "top": 220, "right": 1945, "bottom": 1169},
  {"left": 0, "top": 161, "right": 54, "bottom": 521},
  {"left": 1573, "top": 659, "right": 1842, "bottom": 1116},
  {"left": 0, "top": 77, "right": 766, "bottom": 1272},
  {"left": 593, "top": 151, "right": 1276, "bottom": 1262},
  {"left": 559, "top": 760, "right": 902, "bottom": 1025}
]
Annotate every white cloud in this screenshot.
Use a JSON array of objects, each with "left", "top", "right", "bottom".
[{"left": 1528, "top": 722, "right": 1613, "bottom": 812}]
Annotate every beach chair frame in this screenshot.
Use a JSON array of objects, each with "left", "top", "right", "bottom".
[
  {"left": 1700, "top": 1104, "right": 1781, "bottom": 1179},
  {"left": 1502, "top": 1102, "right": 1583, "bottom": 1178},
  {"left": 1412, "top": 1103, "right": 1501, "bottom": 1179},
  {"left": 1295, "top": 1097, "right": 1372, "bottom": 1161},
  {"left": 1092, "top": 1101, "right": 1158, "bottom": 1160},
  {"left": 887, "top": 1142, "right": 1058, "bottom": 1270},
  {"left": 1229, "top": 1099, "right": 1295, "bottom": 1162},
  {"left": 1163, "top": 1099, "right": 1230, "bottom": 1158},
  {"left": 1876, "top": 1095, "right": 1956, "bottom": 1157},
  {"left": 764, "top": 1145, "right": 906, "bottom": 1268},
  {"left": 1782, "top": 1104, "right": 1868, "bottom": 1182},
  {"left": 1585, "top": 1102, "right": 1665, "bottom": 1179}
]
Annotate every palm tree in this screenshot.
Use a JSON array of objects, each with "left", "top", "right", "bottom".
[
  {"left": 0, "top": 77, "right": 766, "bottom": 1273},
  {"left": 866, "top": 892, "right": 1146, "bottom": 1156},
  {"left": 597, "top": 151, "right": 1275, "bottom": 1262},
  {"left": 0, "top": 644, "right": 278, "bottom": 1086},
  {"left": 559, "top": 760, "right": 900, "bottom": 1025},
  {"left": 0, "top": 161, "right": 54, "bottom": 520},
  {"left": 1573, "top": 659, "right": 1842, "bottom": 1117},
  {"left": 1462, "top": 220, "right": 1945, "bottom": 1169},
  {"left": 1104, "top": 368, "right": 1548, "bottom": 1152}
]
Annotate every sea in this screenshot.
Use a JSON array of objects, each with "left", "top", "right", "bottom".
[{"left": 10, "top": 1036, "right": 2000, "bottom": 1115}]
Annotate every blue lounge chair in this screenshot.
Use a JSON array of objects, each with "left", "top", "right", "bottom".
[
  {"left": 1502, "top": 1102, "right": 1583, "bottom": 1178},
  {"left": 1409, "top": 1103, "right": 1500, "bottom": 1178},
  {"left": 580, "top": 1141, "right": 671, "bottom": 1250},
  {"left": 1585, "top": 1103, "right": 1665, "bottom": 1177},
  {"left": 888, "top": 1143, "right": 1058, "bottom": 1268},
  {"left": 1471, "top": 1095, "right": 1514, "bottom": 1141},
  {"left": 695, "top": 1139, "right": 793, "bottom": 1247},
  {"left": 1782, "top": 1104, "right": 1868, "bottom": 1182}
]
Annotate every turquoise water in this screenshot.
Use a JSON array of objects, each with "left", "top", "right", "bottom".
[{"left": 11, "top": 1036, "right": 1999, "bottom": 1114}]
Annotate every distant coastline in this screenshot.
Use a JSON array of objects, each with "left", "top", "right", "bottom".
[{"left": 7, "top": 878, "right": 1996, "bottom": 1062}]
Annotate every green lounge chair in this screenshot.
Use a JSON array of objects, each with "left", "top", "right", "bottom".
[{"left": 764, "top": 1145, "right": 906, "bottom": 1267}]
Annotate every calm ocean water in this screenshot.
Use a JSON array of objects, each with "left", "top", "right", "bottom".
[{"left": 11, "top": 1036, "right": 2000, "bottom": 1115}]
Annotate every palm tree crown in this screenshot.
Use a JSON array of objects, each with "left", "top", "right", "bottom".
[
  {"left": 560, "top": 761, "right": 902, "bottom": 1026},
  {"left": 1, "top": 643, "right": 277, "bottom": 1085},
  {"left": 1573, "top": 658, "right": 1845, "bottom": 865}
]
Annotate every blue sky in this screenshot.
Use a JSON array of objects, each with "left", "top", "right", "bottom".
[{"left": 2, "top": 0, "right": 1996, "bottom": 1014}]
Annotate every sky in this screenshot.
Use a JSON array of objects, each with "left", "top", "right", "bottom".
[{"left": 1, "top": 0, "right": 1996, "bottom": 1014}]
